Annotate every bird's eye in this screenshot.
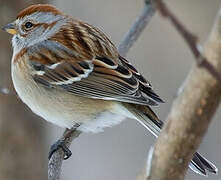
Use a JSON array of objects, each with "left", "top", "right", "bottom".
[{"left": 24, "top": 22, "right": 33, "bottom": 29}]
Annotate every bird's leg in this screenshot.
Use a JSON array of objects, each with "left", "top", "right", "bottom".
[
  {"left": 48, "top": 138, "right": 72, "bottom": 160},
  {"left": 48, "top": 124, "right": 81, "bottom": 160}
]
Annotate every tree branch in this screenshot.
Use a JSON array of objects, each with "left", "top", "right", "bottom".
[
  {"left": 146, "top": 1, "right": 221, "bottom": 180},
  {"left": 153, "top": 0, "right": 221, "bottom": 83},
  {"left": 118, "top": 0, "right": 155, "bottom": 56},
  {"left": 48, "top": 1, "right": 156, "bottom": 179},
  {"left": 48, "top": 129, "right": 81, "bottom": 180}
]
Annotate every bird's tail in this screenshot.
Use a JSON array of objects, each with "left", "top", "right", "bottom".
[{"left": 124, "top": 104, "right": 218, "bottom": 176}]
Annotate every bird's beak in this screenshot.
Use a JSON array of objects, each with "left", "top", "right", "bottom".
[{"left": 2, "top": 23, "right": 17, "bottom": 35}]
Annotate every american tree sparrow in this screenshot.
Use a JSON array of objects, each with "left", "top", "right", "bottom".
[{"left": 2, "top": 4, "right": 217, "bottom": 176}]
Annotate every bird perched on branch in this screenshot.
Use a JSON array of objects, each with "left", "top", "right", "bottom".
[{"left": 2, "top": 4, "right": 217, "bottom": 176}]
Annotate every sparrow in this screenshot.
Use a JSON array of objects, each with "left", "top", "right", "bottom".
[{"left": 2, "top": 4, "right": 217, "bottom": 176}]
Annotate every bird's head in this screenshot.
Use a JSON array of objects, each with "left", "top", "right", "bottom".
[{"left": 2, "top": 4, "right": 67, "bottom": 52}]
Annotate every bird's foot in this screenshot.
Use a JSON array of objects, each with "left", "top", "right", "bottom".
[
  {"left": 48, "top": 139, "right": 72, "bottom": 160},
  {"left": 48, "top": 125, "right": 81, "bottom": 160}
]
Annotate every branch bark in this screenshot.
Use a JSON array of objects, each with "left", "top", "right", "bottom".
[
  {"left": 147, "top": 2, "right": 221, "bottom": 180},
  {"left": 48, "top": 129, "right": 81, "bottom": 180},
  {"left": 48, "top": 1, "right": 156, "bottom": 179}
]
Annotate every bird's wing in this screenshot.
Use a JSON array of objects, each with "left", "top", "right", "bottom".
[
  {"left": 30, "top": 19, "right": 163, "bottom": 106},
  {"left": 32, "top": 56, "right": 159, "bottom": 106}
]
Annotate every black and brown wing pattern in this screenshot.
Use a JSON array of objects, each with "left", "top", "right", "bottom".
[
  {"left": 31, "top": 18, "right": 163, "bottom": 106},
  {"left": 32, "top": 56, "right": 159, "bottom": 106},
  {"left": 119, "top": 56, "right": 164, "bottom": 103}
]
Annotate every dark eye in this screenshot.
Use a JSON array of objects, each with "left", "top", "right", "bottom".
[{"left": 24, "top": 22, "right": 33, "bottom": 29}]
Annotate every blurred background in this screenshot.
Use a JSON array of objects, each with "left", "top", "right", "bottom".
[{"left": 0, "top": 0, "right": 221, "bottom": 180}]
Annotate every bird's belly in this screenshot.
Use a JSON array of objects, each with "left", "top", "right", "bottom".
[{"left": 11, "top": 65, "right": 129, "bottom": 132}]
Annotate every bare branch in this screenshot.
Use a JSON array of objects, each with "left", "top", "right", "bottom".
[
  {"left": 48, "top": 129, "right": 81, "bottom": 180},
  {"left": 152, "top": 0, "right": 221, "bottom": 82},
  {"left": 147, "top": 2, "right": 221, "bottom": 180},
  {"left": 118, "top": 0, "right": 155, "bottom": 56},
  {"left": 48, "top": 1, "right": 156, "bottom": 179}
]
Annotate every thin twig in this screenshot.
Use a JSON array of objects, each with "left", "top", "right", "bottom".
[
  {"left": 48, "top": 129, "right": 81, "bottom": 180},
  {"left": 118, "top": 0, "right": 155, "bottom": 56},
  {"left": 48, "top": 1, "right": 156, "bottom": 179},
  {"left": 152, "top": 0, "right": 221, "bottom": 82}
]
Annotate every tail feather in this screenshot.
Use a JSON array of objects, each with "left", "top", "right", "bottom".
[
  {"left": 191, "top": 152, "right": 218, "bottom": 175},
  {"left": 125, "top": 104, "right": 218, "bottom": 176}
]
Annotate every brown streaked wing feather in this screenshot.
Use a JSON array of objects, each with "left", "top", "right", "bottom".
[
  {"left": 32, "top": 60, "right": 93, "bottom": 86},
  {"left": 60, "top": 74, "right": 157, "bottom": 106},
  {"left": 119, "top": 56, "right": 151, "bottom": 87},
  {"left": 119, "top": 56, "right": 164, "bottom": 103},
  {"left": 32, "top": 56, "right": 158, "bottom": 106},
  {"left": 31, "top": 17, "right": 162, "bottom": 105},
  {"left": 50, "top": 19, "right": 119, "bottom": 61}
]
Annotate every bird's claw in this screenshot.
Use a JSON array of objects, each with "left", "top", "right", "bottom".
[{"left": 48, "top": 139, "right": 72, "bottom": 160}]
